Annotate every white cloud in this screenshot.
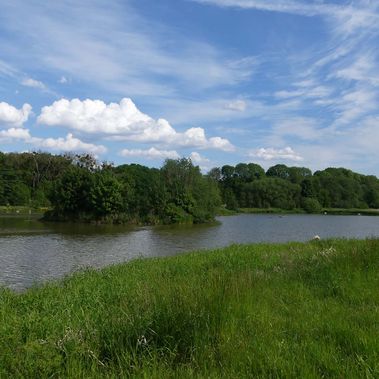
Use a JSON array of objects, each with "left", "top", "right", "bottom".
[
  {"left": 38, "top": 98, "right": 235, "bottom": 151},
  {"left": 21, "top": 77, "right": 46, "bottom": 90},
  {"left": 273, "top": 117, "right": 323, "bottom": 141},
  {"left": 192, "top": 0, "right": 379, "bottom": 35},
  {"left": 0, "top": 124, "right": 105, "bottom": 155},
  {"left": 275, "top": 85, "right": 332, "bottom": 100},
  {"left": 0, "top": 1, "right": 256, "bottom": 98},
  {"left": 30, "top": 133, "right": 107, "bottom": 155},
  {"left": 274, "top": 90, "right": 304, "bottom": 99},
  {"left": 38, "top": 98, "right": 151, "bottom": 134},
  {"left": 0, "top": 102, "right": 32, "bottom": 128},
  {"left": 0, "top": 59, "right": 17, "bottom": 78},
  {"left": 0, "top": 127, "right": 31, "bottom": 140},
  {"left": 189, "top": 151, "right": 212, "bottom": 171},
  {"left": 59, "top": 76, "right": 68, "bottom": 84},
  {"left": 250, "top": 147, "right": 303, "bottom": 161},
  {"left": 120, "top": 147, "right": 179, "bottom": 160},
  {"left": 189, "top": 151, "right": 210, "bottom": 164},
  {"left": 333, "top": 54, "right": 379, "bottom": 86},
  {"left": 332, "top": 88, "right": 378, "bottom": 126},
  {"left": 224, "top": 99, "right": 247, "bottom": 111}
]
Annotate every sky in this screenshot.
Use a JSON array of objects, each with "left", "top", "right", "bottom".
[{"left": 0, "top": 0, "right": 379, "bottom": 175}]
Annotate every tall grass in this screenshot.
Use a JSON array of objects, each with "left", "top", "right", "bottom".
[{"left": 1, "top": 239, "right": 378, "bottom": 378}]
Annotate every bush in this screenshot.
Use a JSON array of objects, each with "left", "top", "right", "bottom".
[{"left": 302, "top": 197, "right": 322, "bottom": 213}]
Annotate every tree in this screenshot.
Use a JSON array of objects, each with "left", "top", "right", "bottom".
[
  {"left": 288, "top": 167, "right": 312, "bottom": 184},
  {"left": 266, "top": 164, "right": 291, "bottom": 180},
  {"left": 50, "top": 165, "right": 94, "bottom": 218},
  {"left": 90, "top": 171, "right": 122, "bottom": 219},
  {"left": 161, "top": 158, "right": 221, "bottom": 223},
  {"left": 302, "top": 197, "right": 322, "bottom": 213}
]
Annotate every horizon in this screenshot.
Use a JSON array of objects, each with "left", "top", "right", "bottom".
[{"left": 1, "top": 1, "right": 379, "bottom": 175}]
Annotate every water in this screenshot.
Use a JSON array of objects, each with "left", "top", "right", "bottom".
[{"left": 1, "top": 214, "right": 379, "bottom": 291}]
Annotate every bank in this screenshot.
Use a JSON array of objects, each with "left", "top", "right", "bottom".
[
  {"left": 218, "top": 206, "right": 379, "bottom": 216},
  {"left": 0, "top": 239, "right": 378, "bottom": 377}
]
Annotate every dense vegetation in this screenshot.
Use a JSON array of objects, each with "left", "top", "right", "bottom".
[
  {"left": 0, "top": 152, "right": 220, "bottom": 224},
  {"left": 1, "top": 239, "right": 378, "bottom": 377},
  {"left": 1, "top": 152, "right": 379, "bottom": 223},
  {"left": 210, "top": 163, "right": 379, "bottom": 211}
]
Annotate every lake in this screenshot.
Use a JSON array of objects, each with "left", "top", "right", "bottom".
[{"left": 1, "top": 214, "right": 379, "bottom": 291}]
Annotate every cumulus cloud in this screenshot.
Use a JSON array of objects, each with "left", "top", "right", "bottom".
[
  {"left": 38, "top": 98, "right": 235, "bottom": 151},
  {"left": 21, "top": 77, "right": 46, "bottom": 90},
  {"left": 0, "top": 102, "right": 32, "bottom": 127},
  {"left": 189, "top": 151, "right": 210, "bottom": 164},
  {"left": 0, "top": 126, "right": 106, "bottom": 155},
  {"left": 250, "top": 147, "right": 303, "bottom": 161},
  {"left": 31, "top": 133, "right": 106, "bottom": 154},
  {"left": 120, "top": 147, "right": 179, "bottom": 160},
  {"left": 189, "top": 151, "right": 211, "bottom": 171},
  {"left": 0, "top": 127, "right": 31, "bottom": 140}
]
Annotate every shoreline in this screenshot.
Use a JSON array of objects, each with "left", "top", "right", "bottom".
[{"left": 218, "top": 207, "right": 379, "bottom": 216}]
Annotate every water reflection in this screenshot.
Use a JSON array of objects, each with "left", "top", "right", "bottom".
[{"left": 1, "top": 214, "right": 379, "bottom": 290}]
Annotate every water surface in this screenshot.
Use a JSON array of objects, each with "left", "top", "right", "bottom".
[{"left": 1, "top": 214, "right": 379, "bottom": 290}]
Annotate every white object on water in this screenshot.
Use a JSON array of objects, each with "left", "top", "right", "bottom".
[{"left": 312, "top": 235, "right": 321, "bottom": 241}]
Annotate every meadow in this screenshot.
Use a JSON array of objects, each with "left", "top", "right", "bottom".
[{"left": 0, "top": 239, "right": 378, "bottom": 378}]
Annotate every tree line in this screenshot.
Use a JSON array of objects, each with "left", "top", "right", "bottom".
[
  {"left": 0, "top": 152, "right": 378, "bottom": 223},
  {"left": 0, "top": 152, "right": 220, "bottom": 224},
  {"left": 210, "top": 163, "right": 379, "bottom": 212}
]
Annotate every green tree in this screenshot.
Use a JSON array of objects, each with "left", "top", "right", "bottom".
[
  {"left": 266, "top": 164, "right": 291, "bottom": 180},
  {"left": 90, "top": 171, "right": 122, "bottom": 219},
  {"left": 302, "top": 197, "right": 322, "bottom": 213}
]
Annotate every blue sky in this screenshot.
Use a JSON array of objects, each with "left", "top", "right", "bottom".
[{"left": 1, "top": 0, "right": 379, "bottom": 175}]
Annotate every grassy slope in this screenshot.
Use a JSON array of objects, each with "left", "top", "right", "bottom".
[{"left": 0, "top": 240, "right": 378, "bottom": 378}]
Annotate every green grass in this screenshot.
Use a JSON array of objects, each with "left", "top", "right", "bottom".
[
  {"left": 0, "top": 205, "right": 48, "bottom": 215},
  {"left": 238, "top": 207, "right": 306, "bottom": 214},
  {"left": 220, "top": 207, "right": 379, "bottom": 216},
  {"left": 1, "top": 240, "right": 378, "bottom": 378},
  {"left": 323, "top": 208, "right": 379, "bottom": 216}
]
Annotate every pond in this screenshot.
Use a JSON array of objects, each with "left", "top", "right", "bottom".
[{"left": 1, "top": 214, "right": 379, "bottom": 290}]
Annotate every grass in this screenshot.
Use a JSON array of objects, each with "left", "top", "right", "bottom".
[
  {"left": 219, "top": 207, "right": 379, "bottom": 216},
  {"left": 323, "top": 208, "right": 379, "bottom": 216},
  {"left": 238, "top": 207, "right": 306, "bottom": 214},
  {"left": 0, "top": 239, "right": 378, "bottom": 378},
  {"left": 0, "top": 205, "right": 48, "bottom": 215}
]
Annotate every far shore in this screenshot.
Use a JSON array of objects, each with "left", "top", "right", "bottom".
[{"left": 218, "top": 207, "right": 379, "bottom": 216}]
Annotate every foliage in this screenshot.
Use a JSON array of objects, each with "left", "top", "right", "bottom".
[
  {"left": 0, "top": 239, "right": 378, "bottom": 377},
  {"left": 161, "top": 158, "right": 221, "bottom": 223},
  {"left": 1, "top": 151, "right": 379, "bottom": 220},
  {"left": 211, "top": 162, "right": 379, "bottom": 212},
  {"left": 302, "top": 197, "right": 322, "bottom": 213}
]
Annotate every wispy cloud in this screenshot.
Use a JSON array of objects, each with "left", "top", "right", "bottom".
[
  {"left": 191, "top": 0, "right": 379, "bottom": 35},
  {"left": 21, "top": 77, "right": 47, "bottom": 90},
  {"left": 0, "top": 0, "right": 256, "bottom": 98}
]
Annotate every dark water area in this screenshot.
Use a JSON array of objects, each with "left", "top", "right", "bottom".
[{"left": 1, "top": 214, "right": 379, "bottom": 290}]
